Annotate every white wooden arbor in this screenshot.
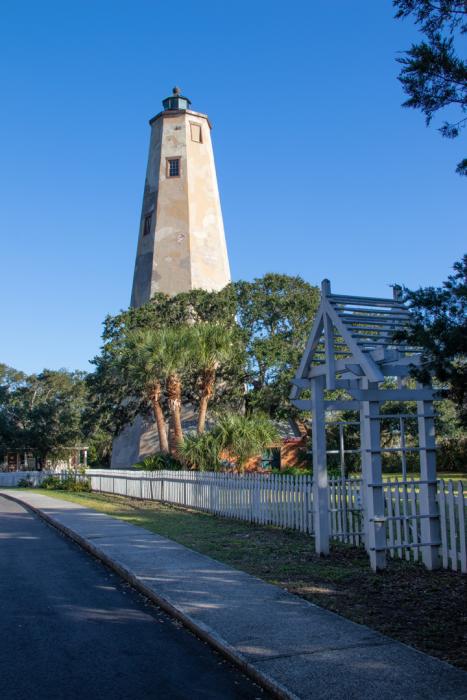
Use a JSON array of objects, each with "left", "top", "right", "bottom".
[{"left": 291, "top": 279, "right": 440, "bottom": 571}]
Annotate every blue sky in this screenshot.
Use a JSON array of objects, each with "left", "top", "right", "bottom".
[{"left": 1, "top": 1, "right": 465, "bottom": 375}]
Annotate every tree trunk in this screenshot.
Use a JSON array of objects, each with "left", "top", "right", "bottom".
[
  {"left": 167, "top": 373, "right": 183, "bottom": 455},
  {"left": 150, "top": 382, "right": 169, "bottom": 454},
  {"left": 197, "top": 368, "right": 216, "bottom": 434}
]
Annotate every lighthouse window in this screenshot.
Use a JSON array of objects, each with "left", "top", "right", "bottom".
[
  {"left": 190, "top": 123, "right": 202, "bottom": 143},
  {"left": 143, "top": 214, "right": 152, "bottom": 236},
  {"left": 167, "top": 158, "right": 180, "bottom": 177}
]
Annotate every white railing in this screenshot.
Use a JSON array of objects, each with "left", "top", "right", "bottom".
[
  {"left": 0, "top": 470, "right": 85, "bottom": 488},
  {"left": 434, "top": 479, "right": 466, "bottom": 573},
  {"left": 86, "top": 469, "right": 466, "bottom": 573},
  {"left": 380, "top": 477, "right": 466, "bottom": 573},
  {"left": 85, "top": 471, "right": 371, "bottom": 548},
  {"left": 88, "top": 470, "right": 314, "bottom": 534},
  {"left": 328, "top": 477, "right": 363, "bottom": 547},
  {"left": 383, "top": 478, "right": 422, "bottom": 562},
  {"left": 0, "top": 471, "right": 48, "bottom": 487}
]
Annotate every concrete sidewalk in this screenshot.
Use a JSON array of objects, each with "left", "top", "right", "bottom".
[{"left": 2, "top": 490, "right": 466, "bottom": 700}]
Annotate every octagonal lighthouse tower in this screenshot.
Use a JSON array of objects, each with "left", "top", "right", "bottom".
[
  {"left": 130, "top": 87, "right": 230, "bottom": 306},
  {"left": 111, "top": 88, "right": 231, "bottom": 468}
]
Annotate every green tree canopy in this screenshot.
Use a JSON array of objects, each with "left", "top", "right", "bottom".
[
  {"left": 395, "top": 254, "right": 467, "bottom": 426},
  {"left": 89, "top": 274, "right": 319, "bottom": 448},
  {"left": 234, "top": 273, "right": 320, "bottom": 418},
  {"left": 89, "top": 287, "right": 241, "bottom": 440},
  {"left": 394, "top": 0, "right": 467, "bottom": 175},
  {"left": 0, "top": 366, "right": 89, "bottom": 462}
]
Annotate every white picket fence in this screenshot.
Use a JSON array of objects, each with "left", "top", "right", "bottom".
[
  {"left": 0, "top": 470, "right": 84, "bottom": 488},
  {"left": 436, "top": 479, "right": 466, "bottom": 573},
  {"left": 0, "top": 471, "right": 48, "bottom": 487},
  {"left": 84, "top": 470, "right": 466, "bottom": 574},
  {"left": 328, "top": 477, "right": 363, "bottom": 547},
  {"left": 377, "top": 478, "right": 466, "bottom": 573},
  {"left": 88, "top": 470, "right": 315, "bottom": 533}
]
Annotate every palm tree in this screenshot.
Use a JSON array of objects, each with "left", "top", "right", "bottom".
[
  {"left": 162, "top": 328, "right": 188, "bottom": 453},
  {"left": 120, "top": 330, "right": 169, "bottom": 454},
  {"left": 186, "top": 323, "right": 239, "bottom": 434},
  {"left": 214, "top": 413, "right": 280, "bottom": 472},
  {"left": 179, "top": 412, "right": 280, "bottom": 473},
  {"left": 178, "top": 431, "right": 221, "bottom": 472}
]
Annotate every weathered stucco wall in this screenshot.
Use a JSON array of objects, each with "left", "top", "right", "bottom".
[
  {"left": 186, "top": 113, "right": 230, "bottom": 291},
  {"left": 130, "top": 108, "right": 230, "bottom": 306}
]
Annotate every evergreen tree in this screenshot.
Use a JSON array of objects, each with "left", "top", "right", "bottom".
[
  {"left": 394, "top": 0, "right": 467, "bottom": 175},
  {"left": 395, "top": 254, "right": 467, "bottom": 426}
]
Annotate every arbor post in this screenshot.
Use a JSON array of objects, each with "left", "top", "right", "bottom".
[
  {"left": 311, "top": 375, "right": 329, "bottom": 555},
  {"left": 417, "top": 397, "right": 441, "bottom": 570},
  {"left": 360, "top": 381, "right": 386, "bottom": 571}
]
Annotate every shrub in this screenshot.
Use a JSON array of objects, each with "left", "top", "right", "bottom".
[
  {"left": 40, "top": 471, "right": 90, "bottom": 492},
  {"left": 17, "top": 476, "right": 34, "bottom": 488},
  {"left": 437, "top": 436, "right": 467, "bottom": 473},
  {"left": 271, "top": 466, "right": 312, "bottom": 476},
  {"left": 178, "top": 432, "right": 222, "bottom": 472},
  {"left": 214, "top": 413, "right": 280, "bottom": 472},
  {"left": 179, "top": 412, "right": 280, "bottom": 472},
  {"left": 134, "top": 453, "right": 183, "bottom": 471}
]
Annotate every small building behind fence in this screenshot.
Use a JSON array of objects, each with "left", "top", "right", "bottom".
[{"left": 0, "top": 447, "right": 88, "bottom": 473}]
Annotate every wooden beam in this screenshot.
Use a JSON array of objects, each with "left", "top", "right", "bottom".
[
  {"left": 324, "top": 311, "right": 336, "bottom": 390},
  {"left": 291, "top": 400, "right": 312, "bottom": 410},
  {"left": 335, "top": 379, "right": 360, "bottom": 390},
  {"left": 338, "top": 314, "right": 410, "bottom": 324},
  {"left": 290, "top": 312, "right": 324, "bottom": 399},
  {"left": 292, "top": 399, "right": 360, "bottom": 411},
  {"left": 417, "top": 396, "right": 441, "bottom": 570},
  {"left": 329, "top": 293, "right": 407, "bottom": 307},
  {"left": 325, "top": 400, "right": 360, "bottom": 411},
  {"left": 336, "top": 306, "right": 410, "bottom": 316},
  {"left": 290, "top": 378, "right": 311, "bottom": 389},
  {"left": 325, "top": 299, "right": 384, "bottom": 383},
  {"left": 311, "top": 375, "right": 329, "bottom": 555},
  {"left": 379, "top": 365, "right": 418, "bottom": 378},
  {"left": 360, "top": 380, "right": 387, "bottom": 571},
  {"left": 343, "top": 364, "right": 364, "bottom": 376},
  {"left": 381, "top": 354, "right": 421, "bottom": 367},
  {"left": 349, "top": 388, "right": 436, "bottom": 402}
]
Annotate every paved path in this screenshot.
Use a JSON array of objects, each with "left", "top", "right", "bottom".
[
  {"left": 2, "top": 490, "right": 467, "bottom": 700},
  {"left": 0, "top": 496, "right": 266, "bottom": 700}
]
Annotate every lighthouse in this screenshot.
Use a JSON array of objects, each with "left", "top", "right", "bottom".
[
  {"left": 131, "top": 86, "right": 230, "bottom": 305},
  {"left": 111, "top": 88, "right": 231, "bottom": 467}
]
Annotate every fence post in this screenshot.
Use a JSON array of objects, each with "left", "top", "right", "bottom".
[
  {"left": 458, "top": 481, "right": 466, "bottom": 574},
  {"left": 417, "top": 398, "right": 441, "bottom": 570},
  {"left": 311, "top": 375, "right": 329, "bottom": 555}
]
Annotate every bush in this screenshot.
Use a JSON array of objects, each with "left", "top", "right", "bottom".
[
  {"left": 134, "top": 453, "right": 183, "bottom": 471},
  {"left": 178, "top": 432, "right": 222, "bottom": 472},
  {"left": 271, "top": 466, "right": 312, "bottom": 476},
  {"left": 40, "top": 475, "right": 62, "bottom": 489},
  {"left": 437, "top": 437, "right": 467, "bottom": 473},
  {"left": 40, "top": 470, "right": 90, "bottom": 492},
  {"left": 178, "top": 413, "right": 280, "bottom": 472},
  {"left": 17, "top": 476, "right": 34, "bottom": 488}
]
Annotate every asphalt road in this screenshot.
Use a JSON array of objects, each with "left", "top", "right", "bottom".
[{"left": 0, "top": 496, "right": 267, "bottom": 700}]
